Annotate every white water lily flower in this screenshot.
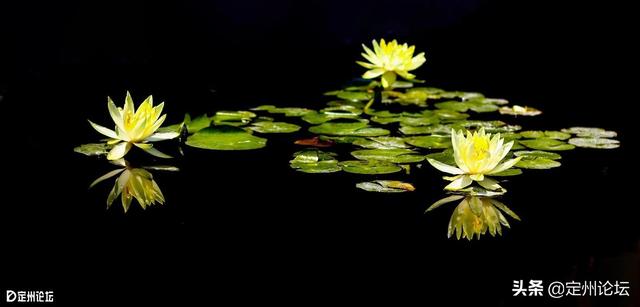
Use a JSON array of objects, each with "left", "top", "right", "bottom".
[
  {"left": 89, "top": 92, "right": 179, "bottom": 160},
  {"left": 357, "top": 39, "right": 426, "bottom": 88},
  {"left": 427, "top": 128, "right": 521, "bottom": 191}
]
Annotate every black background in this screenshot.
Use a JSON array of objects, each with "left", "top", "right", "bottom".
[{"left": 1, "top": 0, "right": 638, "bottom": 305}]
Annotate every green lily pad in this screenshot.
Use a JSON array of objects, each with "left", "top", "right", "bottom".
[
  {"left": 520, "top": 130, "right": 571, "bottom": 140},
  {"left": 399, "top": 116, "right": 440, "bottom": 126},
  {"left": 516, "top": 157, "right": 561, "bottom": 169},
  {"left": 353, "top": 137, "right": 409, "bottom": 149},
  {"left": 74, "top": 143, "right": 111, "bottom": 156},
  {"left": 490, "top": 168, "right": 523, "bottom": 176},
  {"left": 301, "top": 112, "right": 359, "bottom": 124},
  {"left": 291, "top": 149, "right": 337, "bottom": 163},
  {"left": 425, "top": 149, "right": 455, "bottom": 165},
  {"left": 561, "top": 127, "right": 618, "bottom": 138},
  {"left": 255, "top": 106, "right": 315, "bottom": 117},
  {"left": 519, "top": 138, "right": 575, "bottom": 151},
  {"left": 309, "top": 122, "right": 390, "bottom": 136},
  {"left": 185, "top": 126, "right": 267, "bottom": 150},
  {"left": 434, "top": 109, "right": 470, "bottom": 121},
  {"left": 351, "top": 149, "right": 424, "bottom": 163},
  {"left": 318, "top": 136, "right": 364, "bottom": 144},
  {"left": 336, "top": 91, "right": 372, "bottom": 102},
  {"left": 184, "top": 113, "right": 211, "bottom": 133},
  {"left": 356, "top": 180, "right": 415, "bottom": 193},
  {"left": 339, "top": 160, "right": 403, "bottom": 175},
  {"left": 514, "top": 150, "right": 561, "bottom": 160},
  {"left": 568, "top": 137, "right": 620, "bottom": 149},
  {"left": 249, "top": 121, "right": 301, "bottom": 133},
  {"left": 211, "top": 110, "right": 256, "bottom": 124},
  {"left": 405, "top": 135, "right": 452, "bottom": 149}
]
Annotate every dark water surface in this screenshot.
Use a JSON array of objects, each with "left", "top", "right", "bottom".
[{"left": 2, "top": 0, "right": 638, "bottom": 305}]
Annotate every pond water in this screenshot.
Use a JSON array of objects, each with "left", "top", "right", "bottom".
[{"left": 2, "top": 80, "right": 637, "bottom": 306}]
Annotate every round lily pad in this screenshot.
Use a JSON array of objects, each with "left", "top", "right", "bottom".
[
  {"left": 425, "top": 149, "right": 455, "bottom": 165},
  {"left": 249, "top": 121, "right": 301, "bottom": 133},
  {"left": 337, "top": 91, "right": 372, "bottom": 102},
  {"left": 74, "top": 143, "right": 111, "bottom": 156},
  {"left": 356, "top": 180, "right": 415, "bottom": 193},
  {"left": 309, "top": 122, "right": 390, "bottom": 136},
  {"left": 339, "top": 160, "right": 403, "bottom": 175},
  {"left": 519, "top": 138, "right": 575, "bottom": 151},
  {"left": 405, "top": 136, "right": 452, "bottom": 149},
  {"left": 351, "top": 149, "right": 424, "bottom": 163},
  {"left": 568, "top": 137, "right": 620, "bottom": 149},
  {"left": 185, "top": 126, "right": 267, "bottom": 150},
  {"left": 561, "top": 127, "right": 618, "bottom": 138},
  {"left": 353, "top": 137, "right": 409, "bottom": 149},
  {"left": 291, "top": 160, "right": 342, "bottom": 173},
  {"left": 515, "top": 157, "right": 561, "bottom": 169},
  {"left": 513, "top": 150, "right": 561, "bottom": 160}
]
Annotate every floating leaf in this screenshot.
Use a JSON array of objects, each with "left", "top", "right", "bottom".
[
  {"left": 249, "top": 121, "right": 301, "bottom": 133},
  {"left": 337, "top": 91, "right": 372, "bottom": 102},
  {"left": 319, "top": 136, "right": 364, "bottom": 144},
  {"left": 309, "top": 122, "right": 390, "bottom": 136},
  {"left": 301, "top": 112, "right": 358, "bottom": 124},
  {"left": 405, "top": 135, "right": 451, "bottom": 149},
  {"left": 561, "top": 127, "right": 618, "bottom": 138},
  {"left": 490, "top": 168, "right": 523, "bottom": 176},
  {"left": 515, "top": 157, "right": 561, "bottom": 169},
  {"left": 353, "top": 137, "right": 409, "bottom": 149},
  {"left": 351, "top": 149, "right": 424, "bottom": 163},
  {"left": 291, "top": 160, "right": 342, "bottom": 173},
  {"left": 356, "top": 180, "right": 415, "bottom": 193},
  {"left": 294, "top": 136, "right": 335, "bottom": 148},
  {"left": 74, "top": 143, "right": 111, "bottom": 156},
  {"left": 339, "top": 160, "right": 402, "bottom": 175},
  {"left": 211, "top": 110, "right": 256, "bottom": 124},
  {"left": 519, "top": 138, "right": 575, "bottom": 151},
  {"left": 568, "top": 137, "right": 620, "bottom": 149},
  {"left": 256, "top": 106, "right": 315, "bottom": 117},
  {"left": 513, "top": 150, "right": 561, "bottom": 160},
  {"left": 425, "top": 149, "right": 455, "bottom": 165},
  {"left": 185, "top": 126, "right": 267, "bottom": 150},
  {"left": 184, "top": 113, "right": 211, "bottom": 133}
]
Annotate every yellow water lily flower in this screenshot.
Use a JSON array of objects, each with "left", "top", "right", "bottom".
[
  {"left": 427, "top": 128, "right": 521, "bottom": 191},
  {"left": 89, "top": 160, "right": 176, "bottom": 213},
  {"left": 499, "top": 105, "right": 542, "bottom": 116},
  {"left": 357, "top": 39, "right": 426, "bottom": 88},
  {"left": 426, "top": 195, "right": 521, "bottom": 240},
  {"left": 88, "top": 92, "right": 179, "bottom": 160}
]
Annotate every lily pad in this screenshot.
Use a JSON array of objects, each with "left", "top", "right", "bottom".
[
  {"left": 185, "top": 126, "right": 267, "bottom": 150},
  {"left": 561, "top": 127, "right": 618, "bottom": 138},
  {"left": 499, "top": 105, "right": 541, "bottom": 116},
  {"left": 184, "top": 113, "right": 211, "bottom": 133},
  {"left": 336, "top": 91, "right": 372, "bottom": 102},
  {"left": 74, "top": 143, "right": 111, "bottom": 156},
  {"left": 520, "top": 130, "right": 571, "bottom": 140},
  {"left": 255, "top": 106, "right": 315, "bottom": 117},
  {"left": 339, "top": 160, "right": 403, "bottom": 175},
  {"left": 425, "top": 149, "right": 455, "bottom": 165},
  {"left": 568, "top": 137, "right": 620, "bottom": 149},
  {"left": 291, "top": 160, "right": 342, "bottom": 173},
  {"left": 211, "top": 110, "right": 256, "bottom": 124},
  {"left": 405, "top": 135, "right": 451, "bottom": 149},
  {"left": 490, "top": 168, "right": 523, "bottom": 176},
  {"left": 515, "top": 157, "right": 561, "bottom": 169},
  {"left": 309, "top": 122, "right": 390, "bottom": 136},
  {"left": 351, "top": 149, "right": 424, "bottom": 163},
  {"left": 249, "top": 121, "right": 301, "bottom": 133},
  {"left": 294, "top": 136, "right": 335, "bottom": 148},
  {"left": 519, "top": 138, "right": 575, "bottom": 151},
  {"left": 353, "top": 137, "right": 409, "bottom": 149},
  {"left": 514, "top": 150, "right": 561, "bottom": 160},
  {"left": 356, "top": 180, "right": 415, "bottom": 193},
  {"left": 302, "top": 112, "right": 359, "bottom": 124}
]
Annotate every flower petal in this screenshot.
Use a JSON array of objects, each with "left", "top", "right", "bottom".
[
  {"left": 146, "top": 131, "right": 180, "bottom": 142},
  {"left": 88, "top": 120, "right": 119, "bottom": 139},
  {"left": 445, "top": 175, "right": 473, "bottom": 190},
  {"left": 477, "top": 177, "right": 502, "bottom": 191},
  {"left": 89, "top": 168, "right": 125, "bottom": 188},
  {"left": 363, "top": 68, "right": 385, "bottom": 79},
  {"left": 488, "top": 157, "right": 522, "bottom": 174},
  {"left": 425, "top": 195, "right": 464, "bottom": 212},
  {"left": 470, "top": 174, "right": 484, "bottom": 181},
  {"left": 107, "top": 142, "right": 132, "bottom": 160},
  {"left": 427, "top": 158, "right": 464, "bottom": 175}
]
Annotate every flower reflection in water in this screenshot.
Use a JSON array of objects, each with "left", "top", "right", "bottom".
[
  {"left": 426, "top": 193, "right": 521, "bottom": 240},
  {"left": 89, "top": 159, "right": 178, "bottom": 213}
]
